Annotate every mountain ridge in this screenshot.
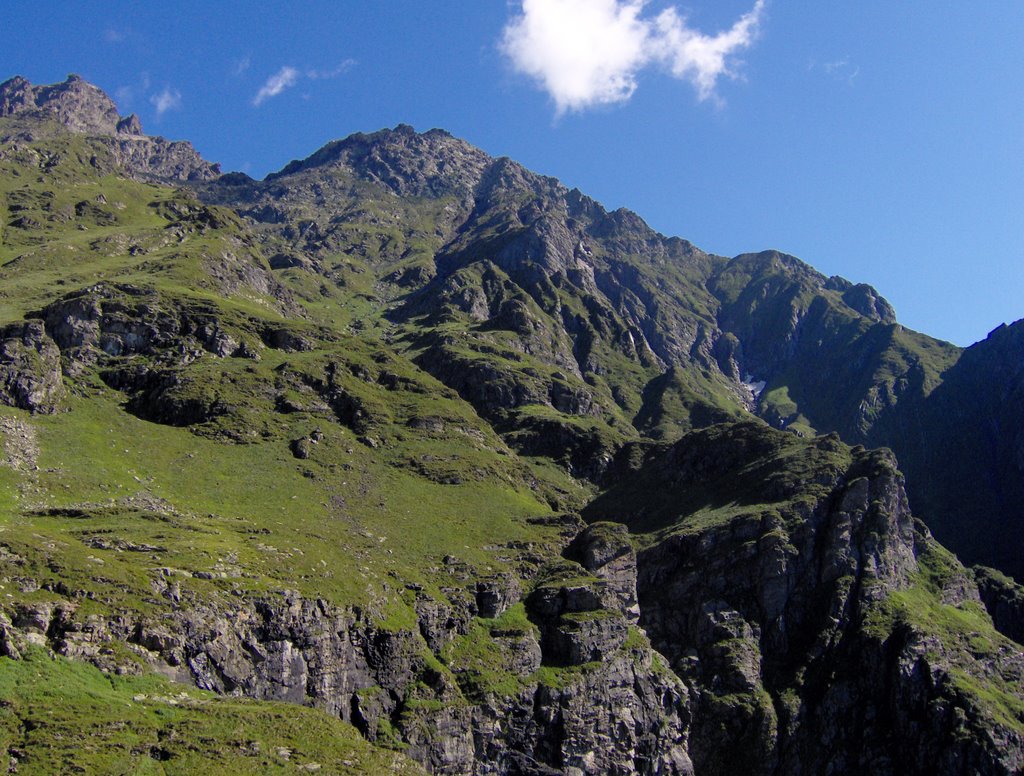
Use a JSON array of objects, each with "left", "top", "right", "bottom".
[
  {"left": 192, "top": 114, "right": 1007, "bottom": 579},
  {"left": 8, "top": 75, "right": 1015, "bottom": 577}
]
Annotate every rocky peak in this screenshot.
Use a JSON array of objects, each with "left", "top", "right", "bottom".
[
  {"left": 0, "top": 73, "right": 121, "bottom": 135},
  {"left": 0, "top": 75, "right": 32, "bottom": 113},
  {"left": 0, "top": 74, "right": 219, "bottom": 182},
  {"left": 825, "top": 275, "right": 897, "bottom": 323},
  {"left": 268, "top": 124, "right": 492, "bottom": 199}
]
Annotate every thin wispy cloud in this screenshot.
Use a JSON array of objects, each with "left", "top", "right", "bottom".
[
  {"left": 149, "top": 86, "right": 182, "bottom": 118},
  {"left": 114, "top": 86, "right": 134, "bottom": 108},
  {"left": 251, "top": 62, "right": 355, "bottom": 106},
  {"left": 233, "top": 56, "right": 252, "bottom": 77},
  {"left": 823, "top": 57, "right": 860, "bottom": 85},
  {"left": 104, "top": 29, "right": 125, "bottom": 44},
  {"left": 307, "top": 59, "right": 357, "bottom": 80},
  {"left": 252, "top": 66, "right": 299, "bottom": 106},
  {"left": 501, "top": 0, "right": 766, "bottom": 115}
]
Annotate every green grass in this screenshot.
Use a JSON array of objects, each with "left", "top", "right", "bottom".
[
  {"left": 584, "top": 421, "right": 856, "bottom": 540},
  {"left": 632, "top": 365, "right": 748, "bottom": 442},
  {"left": 0, "top": 131, "right": 286, "bottom": 325},
  {"left": 0, "top": 380, "right": 562, "bottom": 616},
  {"left": 0, "top": 648, "right": 424, "bottom": 775},
  {"left": 758, "top": 385, "right": 816, "bottom": 437},
  {"left": 861, "top": 542, "right": 1024, "bottom": 735},
  {"left": 444, "top": 603, "right": 538, "bottom": 699}
]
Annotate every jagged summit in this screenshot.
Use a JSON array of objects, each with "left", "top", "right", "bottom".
[
  {"left": 0, "top": 74, "right": 219, "bottom": 181},
  {"left": 266, "top": 122, "right": 497, "bottom": 202},
  {"left": 0, "top": 73, "right": 132, "bottom": 136}
]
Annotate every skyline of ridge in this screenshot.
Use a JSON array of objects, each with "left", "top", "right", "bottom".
[{"left": 1, "top": 2, "right": 1022, "bottom": 347}]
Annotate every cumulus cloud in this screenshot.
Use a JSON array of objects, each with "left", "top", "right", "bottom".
[
  {"left": 149, "top": 86, "right": 182, "bottom": 117},
  {"left": 252, "top": 66, "right": 299, "bottom": 106},
  {"left": 502, "top": 0, "right": 649, "bottom": 112},
  {"left": 501, "top": 0, "right": 766, "bottom": 114}
]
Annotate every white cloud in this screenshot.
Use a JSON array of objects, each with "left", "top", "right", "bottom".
[
  {"left": 501, "top": 0, "right": 766, "bottom": 114},
  {"left": 233, "top": 56, "right": 251, "bottom": 77},
  {"left": 502, "top": 0, "right": 649, "bottom": 113},
  {"left": 307, "top": 59, "right": 357, "bottom": 80},
  {"left": 823, "top": 57, "right": 860, "bottom": 85},
  {"left": 252, "top": 66, "right": 299, "bottom": 106},
  {"left": 149, "top": 86, "right": 182, "bottom": 118},
  {"left": 653, "top": 1, "right": 765, "bottom": 102}
]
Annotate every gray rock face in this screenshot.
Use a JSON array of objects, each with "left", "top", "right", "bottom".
[
  {"left": 564, "top": 522, "right": 640, "bottom": 624},
  {"left": 4, "top": 565, "right": 691, "bottom": 776},
  {"left": 116, "top": 113, "right": 142, "bottom": 136},
  {"left": 0, "top": 496, "right": 688, "bottom": 774},
  {"left": 267, "top": 124, "right": 492, "bottom": 200},
  {"left": 41, "top": 284, "right": 250, "bottom": 366},
  {"left": 975, "top": 566, "right": 1024, "bottom": 645},
  {"left": 0, "top": 74, "right": 120, "bottom": 134},
  {"left": 103, "top": 134, "right": 221, "bottom": 181},
  {"left": 0, "top": 74, "right": 219, "bottom": 181},
  {"left": 0, "top": 320, "right": 65, "bottom": 413},
  {"left": 622, "top": 427, "right": 1023, "bottom": 775}
]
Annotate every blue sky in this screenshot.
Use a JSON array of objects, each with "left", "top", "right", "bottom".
[{"left": 2, "top": 1, "right": 1022, "bottom": 346}]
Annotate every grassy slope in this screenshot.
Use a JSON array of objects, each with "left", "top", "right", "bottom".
[
  {"left": 584, "top": 422, "right": 855, "bottom": 540},
  {"left": 0, "top": 648, "right": 423, "bottom": 775},
  {"left": 0, "top": 118, "right": 571, "bottom": 606},
  {"left": 0, "top": 120, "right": 583, "bottom": 759}
]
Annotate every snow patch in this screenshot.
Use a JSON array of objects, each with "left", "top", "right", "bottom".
[{"left": 742, "top": 373, "right": 766, "bottom": 398}]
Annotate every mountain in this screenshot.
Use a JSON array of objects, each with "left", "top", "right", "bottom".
[
  {"left": 197, "top": 116, "right": 1017, "bottom": 578},
  {"left": 0, "top": 75, "right": 1021, "bottom": 774}
]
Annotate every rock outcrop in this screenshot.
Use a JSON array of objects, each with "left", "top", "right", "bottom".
[
  {"left": 587, "top": 422, "right": 1024, "bottom": 775},
  {"left": 1, "top": 550, "right": 692, "bottom": 775},
  {"left": 975, "top": 565, "right": 1024, "bottom": 645},
  {"left": 0, "top": 320, "right": 64, "bottom": 413}
]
